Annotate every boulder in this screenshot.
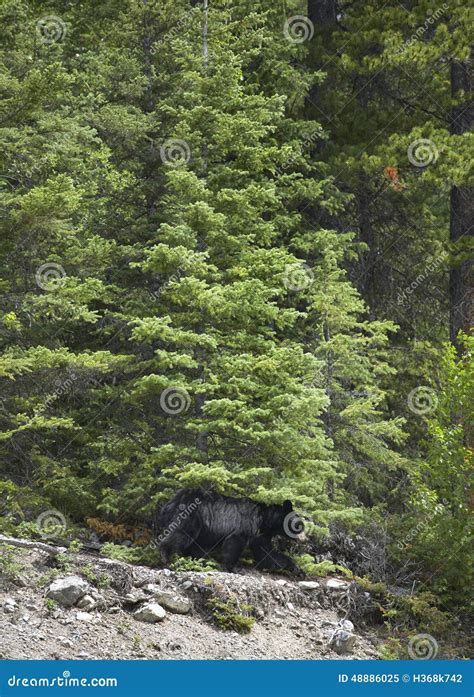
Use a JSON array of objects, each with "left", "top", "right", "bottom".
[
  {"left": 46, "top": 576, "right": 89, "bottom": 607},
  {"left": 145, "top": 587, "right": 191, "bottom": 614},
  {"left": 134, "top": 602, "right": 166, "bottom": 623}
]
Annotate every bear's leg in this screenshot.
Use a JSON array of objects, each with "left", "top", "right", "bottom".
[
  {"left": 221, "top": 534, "right": 247, "bottom": 572},
  {"left": 160, "top": 530, "right": 194, "bottom": 564}
]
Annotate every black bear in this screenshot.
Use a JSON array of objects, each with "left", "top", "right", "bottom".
[
  {"left": 249, "top": 536, "right": 304, "bottom": 576},
  {"left": 156, "top": 488, "right": 303, "bottom": 573}
]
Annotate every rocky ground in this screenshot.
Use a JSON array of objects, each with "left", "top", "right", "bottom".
[{"left": 0, "top": 540, "right": 382, "bottom": 661}]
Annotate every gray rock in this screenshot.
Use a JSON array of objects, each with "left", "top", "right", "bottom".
[
  {"left": 124, "top": 590, "right": 148, "bottom": 605},
  {"left": 134, "top": 602, "right": 166, "bottom": 623},
  {"left": 298, "top": 581, "right": 320, "bottom": 590},
  {"left": 3, "top": 598, "right": 17, "bottom": 613},
  {"left": 180, "top": 580, "right": 193, "bottom": 590},
  {"left": 328, "top": 628, "right": 357, "bottom": 654},
  {"left": 146, "top": 589, "right": 191, "bottom": 614},
  {"left": 46, "top": 576, "right": 89, "bottom": 607}
]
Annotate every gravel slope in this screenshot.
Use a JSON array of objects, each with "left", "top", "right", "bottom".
[{"left": 0, "top": 546, "right": 380, "bottom": 661}]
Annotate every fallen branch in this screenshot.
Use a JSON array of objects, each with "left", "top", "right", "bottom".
[{"left": 0, "top": 534, "right": 67, "bottom": 555}]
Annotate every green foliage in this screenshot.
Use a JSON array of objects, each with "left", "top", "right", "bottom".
[
  {"left": 206, "top": 596, "right": 256, "bottom": 633},
  {"left": 385, "top": 591, "right": 454, "bottom": 638},
  {"left": 0, "top": 0, "right": 470, "bottom": 642},
  {"left": 68, "top": 539, "right": 83, "bottom": 553},
  {"left": 79, "top": 564, "right": 110, "bottom": 589},
  {"left": 44, "top": 598, "right": 58, "bottom": 615},
  {"left": 391, "top": 337, "right": 473, "bottom": 609},
  {"left": 0, "top": 0, "right": 409, "bottom": 532},
  {"left": 100, "top": 543, "right": 161, "bottom": 567},
  {"left": 170, "top": 556, "right": 220, "bottom": 573},
  {"left": 55, "top": 553, "right": 73, "bottom": 574},
  {"left": 354, "top": 576, "right": 387, "bottom": 596},
  {"left": 296, "top": 554, "right": 353, "bottom": 578},
  {"left": 378, "top": 639, "right": 404, "bottom": 661},
  {"left": 0, "top": 544, "right": 24, "bottom": 587}
]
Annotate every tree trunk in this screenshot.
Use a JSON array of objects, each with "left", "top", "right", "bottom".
[{"left": 449, "top": 54, "right": 473, "bottom": 350}]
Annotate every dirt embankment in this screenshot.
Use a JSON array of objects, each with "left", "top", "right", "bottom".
[{"left": 0, "top": 541, "right": 381, "bottom": 660}]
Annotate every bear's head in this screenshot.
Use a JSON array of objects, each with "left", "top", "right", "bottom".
[{"left": 263, "top": 500, "right": 304, "bottom": 538}]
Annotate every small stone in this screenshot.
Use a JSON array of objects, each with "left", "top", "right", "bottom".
[
  {"left": 142, "top": 583, "right": 160, "bottom": 593},
  {"left": 329, "top": 629, "right": 357, "bottom": 654},
  {"left": 326, "top": 578, "right": 349, "bottom": 590},
  {"left": 76, "top": 611, "right": 95, "bottom": 623},
  {"left": 276, "top": 579, "right": 287, "bottom": 586},
  {"left": 3, "top": 598, "right": 17, "bottom": 613},
  {"left": 134, "top": 602, "right": 166, "bottom": 623},
  {"left": 287, "top": 602, "right": 295, "bottom": 612},
  {"left": 46, "top": 576, "right": 89, "bottom": 607},
  {"left": 180, "top": 580, "right": 193, "bottom": 590},
  {"left": 298, "top": 581, "right": 320, "bottom": 590}
]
